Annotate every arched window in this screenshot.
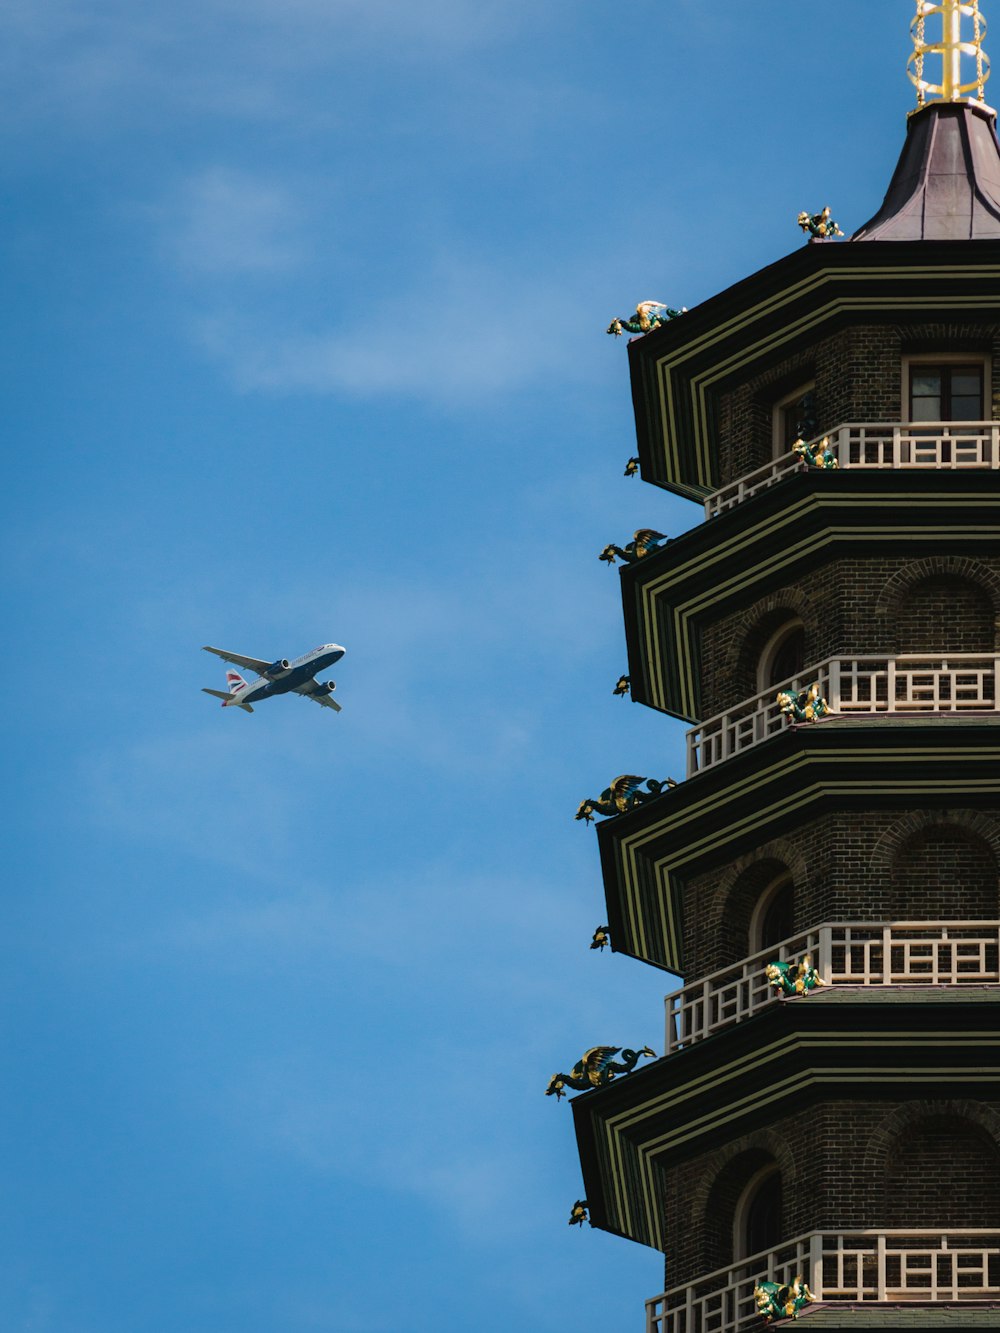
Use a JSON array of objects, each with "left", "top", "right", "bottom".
[
  {"left": 750, "top": 873, "right": 795, "bottom": 954},
  {"left": 701, "top": 1149, "right": 786, "bottom": 1274},
  {"left": 757, "top": 620, "right": 806, "bottom": 693},
  {"left": 734, "top": 1167, "right": 783, "bottom": 1261}
]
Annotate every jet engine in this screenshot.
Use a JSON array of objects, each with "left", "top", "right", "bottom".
[
  {"left": 265, "top": 659, "right": 291, "bottom": 679},
  {"left": 315, "top": 680, "right": 336, "bottom": 694}
]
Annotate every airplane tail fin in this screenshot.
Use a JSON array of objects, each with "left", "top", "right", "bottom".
[
  {"left": 202, "top": 679, "right": 254, "bottom": 714},
  {"left": 225, "top": 672, "right": 253, "bottom": 712}
]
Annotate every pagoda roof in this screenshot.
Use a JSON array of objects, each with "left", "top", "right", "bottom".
[{"left": 853, "top": 102, "right": 1000, "bottom": 242}]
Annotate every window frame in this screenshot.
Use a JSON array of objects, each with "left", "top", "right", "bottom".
[
  {"left": 771, "top": 381, "right": 816, "bottom": 459},
  {"left": 901, "top": 354, "right": 990, "bottom": 424}
]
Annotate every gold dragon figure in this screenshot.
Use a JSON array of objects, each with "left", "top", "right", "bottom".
[
  {"left": 575, "top": 775, "right": 675, "bottom": 823},
  {"left": 776, "top": 683, "right": 830, "bottom": 724},
  {"left": 546, "top": 1045, "right": 656, "bottom": 1099},
  {"left": 606, "top": 300, "right": 686, "bottom": 337},
  {"left": 797, "top": 206, "right": 844, "bottom": 239},
  {"left": 599, "top": 528, "right": 670, "bottom": 566},
  {"left": 754, "top": 1275, "right": 815, "bottom": 1322}
]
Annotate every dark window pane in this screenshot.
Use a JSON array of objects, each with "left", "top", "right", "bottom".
[
  {"left": 781, "top": 406, "right": 801, "bottom": 449},
  {"left": 910, "top": 363, "right": 984, "bottom": 421},
  {"left": 952, "top": 396, "right": 982, "bottom": 420},
  {"left": 767, "top": 628, "right": 805, "bottom": 687},
  {"left": 759, "top": 881, "right": 794, "bottom": 951},
  {"left": 744, "top": 1173, "right": 783, "bottom": 1259}
]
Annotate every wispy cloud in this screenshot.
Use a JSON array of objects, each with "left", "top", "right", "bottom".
[
  {"left": 189, "top": 250, "right": 614, "bottom": 402},
  {"left": 157, "top": 168, "right": 311, "bottom": 276},
  {"left": 0, "top": 0, "right": 529, "bottom": 134}
]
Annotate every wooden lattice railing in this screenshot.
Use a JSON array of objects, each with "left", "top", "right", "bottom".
[
  {"left": 664, "top": 921, "right": 1000, "bottom": 1052},
  {"left": 687, "top": 653, "right": 999, "bottom": 776},
  {"left": 704, "top": 421, "right": 1000, "bottom": 518},
  {"left": 646, "top": 1230, "right": 1000, "bottom": 1333}
]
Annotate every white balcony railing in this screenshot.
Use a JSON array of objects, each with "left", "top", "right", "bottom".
[
  {"left": 646, "top": 1229, "right": 1000, "bottom": 1333},
  {"left": 665, "top": 921, "right": 1000, "bottom": 1053},
  {"left": 687, "top": 653, "right": 999, "bottom": 776},
  {"left": 705, "top": 421, "right": 1000, "bottom": 518}
]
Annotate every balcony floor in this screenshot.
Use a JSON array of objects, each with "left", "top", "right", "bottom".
[
  {"left": 791, "top": 984, "right": 1000, "bottom": 1006},
  {"left": 795, "top": 1303, "right": 1000, "bottom": 1328}
]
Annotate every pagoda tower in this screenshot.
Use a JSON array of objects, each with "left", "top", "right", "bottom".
[{"left": 568, "top": 5, "right": 1000, "bottom": 1329}]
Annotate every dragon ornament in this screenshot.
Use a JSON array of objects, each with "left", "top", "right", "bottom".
[
  {"left": 753, "top": 1276, "right": 815, "bottom": 1323},
  {"left": 776, "top": 683, "right": 830, "bottom": 724},
  {"left": 624, "top": 455, "right": 640, "bottom": 477},
  {"left": 590, "top": 925, "right": 611, "bottom": 951},
  {"left": 797, "top": 206, "right": 844, "bottom": 239},
  {"left": 607, "top": 300, "right": 686, "bottom": 338},
  {"left": 794, "top": 436, "right": 839, "bottom": 470},
  {"left": 575, "top": 775, "right": 675, "bottom": 823},
  {"left": 546, "top": 1045, "right": 656, "bottom": 1100},
  {"left": 765, "top": 954, "right": 826, "bottom": 998},
  {"left": 599, "top": 529, "right": 670, "bottom": 566},
  {"left": 568, "top": 1199, "right": 591, "bottom": 1228},
  {"left": 613, "top": 675, "right": 631, "bottom": 697}
]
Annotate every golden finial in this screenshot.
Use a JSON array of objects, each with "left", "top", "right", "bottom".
[{"left": 909, "top": 1, "right": 991, "bottom": 108}]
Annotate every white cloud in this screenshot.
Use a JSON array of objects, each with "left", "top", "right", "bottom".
[
  {"left": 159, "top": 167, "right": 310, "bottom": 276},
  {"left": 190, "top": 252, "right": 607, "bottom": 403},
  {"left": 0, "top": 0, "right": 526, "bottom": 134}
]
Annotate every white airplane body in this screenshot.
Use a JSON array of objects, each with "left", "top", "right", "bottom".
[{"left": 201, "top": 643, "right": 345, "bottom": 714}]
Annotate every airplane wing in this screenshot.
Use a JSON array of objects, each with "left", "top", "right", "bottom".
[
  {"left": 202, "top": 645, "right": 271, "bottom": 675},
  {"left": 294, "top": 679, "right": 343, "bottom": 712}
]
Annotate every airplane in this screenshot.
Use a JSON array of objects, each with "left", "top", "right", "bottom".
[{"left": 201, "top": 643, "right": 345, "bottom": 714}]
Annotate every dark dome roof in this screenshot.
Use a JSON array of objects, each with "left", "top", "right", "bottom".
[{"left": 852, "top": 101, "right": 1000, "bottom": 241}]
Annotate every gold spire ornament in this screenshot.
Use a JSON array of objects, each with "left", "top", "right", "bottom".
[{"left": 909, "top": 1, "right": 991, "bottom": 108}]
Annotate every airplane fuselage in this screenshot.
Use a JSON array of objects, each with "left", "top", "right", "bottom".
[{"left": 239, "top": 645, "right": 345, "bottom": 705}]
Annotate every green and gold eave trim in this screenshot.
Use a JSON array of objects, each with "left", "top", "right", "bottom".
[
  {"left": 619, "top": 470, "right": 1000, "bottom": 721},
  {"left": 596, "top": 720, "right": 1000, "bottom": 974},
  {"left": 626, "top": 240, "right": 1000, "bottom": 500},
  {"left": 571, "top": 994, "right": 1000, "bottom": 1251}
]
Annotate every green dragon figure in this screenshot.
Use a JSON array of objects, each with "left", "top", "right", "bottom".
[
  {"left": 613, "top": 675, "right": 631, "bottom": 697},
  {"left": 575, "top": 775, "right": 675, "bottom": 822},
  {"left": 607, "top": 300, "right": 687, "bottom": 337},
  {"left": 753, "top": 1276, "right": 815, "bottom": 1322},
  {"left": 568, "top": 1199, "right": 591, "bottom": 1228},
  {"left": 793, "top": 435, "right": 839, "bottom": 470},
  {"left": 776, "top": 683, "right": 830, "bottom": 724},
  {"left": 590, "top": 925, "right": 611, "bottom": 951},
  {"left": 797, "top": 206, "right": 844, "bottom": 239},
  {"left": 765, "top": 954, "right": 826, "bottom": 998},
  {"left": 599, "top": 528, "right": 671, "bottom": 566},
  {"left": 546, "top": 1045, "right": 656, "bottom": 1099}
]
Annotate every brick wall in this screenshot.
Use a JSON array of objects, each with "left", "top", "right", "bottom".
[
  {"left": 696, "top": 556, "right": 1000, "bottom": 719},
  {"left": 660, "top": 1100, "right": 1000, "bottom": 1289},
  {"left": 679, "top": 810, "right": 1000, "bottom": 980},
  {"left": 712, "top": 321, "right": 1000, "bottom": 488}
]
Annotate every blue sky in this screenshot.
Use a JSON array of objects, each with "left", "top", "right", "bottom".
[{"left": 3, "top": 4, "right": 927, "bottom": 1330}]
